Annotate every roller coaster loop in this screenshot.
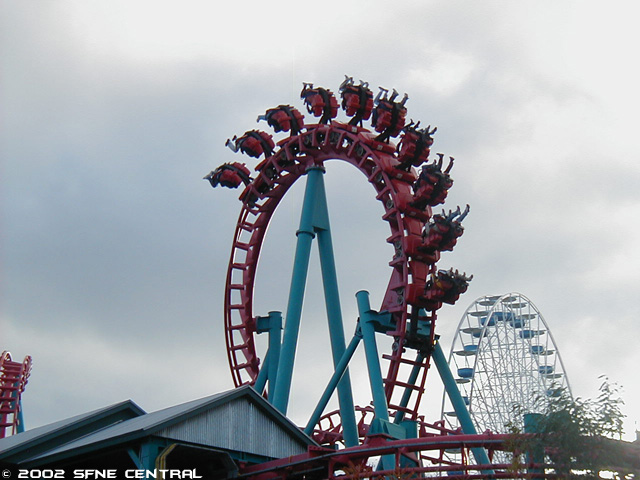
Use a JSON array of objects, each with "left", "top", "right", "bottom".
[{"left": 206, "top": 77, "right": 487, "bottom": 466}]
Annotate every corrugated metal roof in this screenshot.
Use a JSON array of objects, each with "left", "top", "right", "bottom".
[
  {"left": 0, "top": 399, "right": 145, "bottom": 460},
  {"left": 26, "top": 386, "right": 316, "bottom": 463}
]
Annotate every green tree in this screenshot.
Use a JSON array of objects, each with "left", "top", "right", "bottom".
[{"left": 507, "top": 376, "right": 634, "bottom": 479}]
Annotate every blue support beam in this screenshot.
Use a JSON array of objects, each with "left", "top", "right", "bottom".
[
  {"left": 254, "top": 351, "right": 269, "bottom": 395},
  {"left": 304, "top": 330, "right": 362, "bottom": 437},
  {"left": 271, "top": 170, "right": 320, "bottom": 414},
  {"left": 16, "top": 400, "right": 25, "bottom": 434},
  {"left": 271, "top": 167, "right": 358, "bottom": 446},
  {"left": 524, "top": 412, "right": 543, "bottom": 475},
  {"left": 356, "top": 290, "right": 389, "bottom": 423},
  {"left": 356, "top": 291, "right": 419, "bottom": 471},
  {"left": 432, "top": 340, "right": 494, "bottom": 472},
  {"left": 266, "top": 312, "right": 282, "bottom": 400},
  {"left": 256, "top": 311, "right": 283, "bottom": 399},
  {"left": 313, "top": 179, "right": 359, "bottom": 447},
  {"left": 127, "top": 440, "right": 167, "bottom": 470},
  {"left": 356, "top": 291, "right": 394, "bottom": 472}
]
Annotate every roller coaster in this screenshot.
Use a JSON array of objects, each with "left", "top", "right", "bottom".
[
  {"left": 204, "top": 76, "right": 640, "bottom": 478},
  {"left": 205, "top": 77, "right": 520, "bottom": 476},
  {"left": 1, "top": 77, "right": 637, "bottom": 476}
]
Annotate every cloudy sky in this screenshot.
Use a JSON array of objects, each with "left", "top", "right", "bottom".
[{"left": 2, "top": 1, "right": 639, "bottom": 441}]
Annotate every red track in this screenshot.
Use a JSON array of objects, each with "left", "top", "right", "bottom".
[
  {"left": 219, "top": 81, "right": 473, "bottom": 445},
  {"left": 237, "top": 431, "right": 640, "bottom": 480},
  {"left": 223, "top": 119, "right": 444, "bottom": 440},
  {"left": 0, "top": 351, "right": 32, "bottom": 438},
  {"left": 239, "top": 432, "right": 519, "bottom": 480}
]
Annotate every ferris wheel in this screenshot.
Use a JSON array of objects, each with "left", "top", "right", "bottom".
[{"left": 442, "top": 293, "right": 572, "bottom": 435}]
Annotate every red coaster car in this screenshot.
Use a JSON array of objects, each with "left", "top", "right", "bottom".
[
  {"left": 226, "top": 130, "right": 275, "bottom": 159},
  {"left": 339, "top": 76, "right": 374, "bottom": 126},
  {"left": 204, "top": 162, "right": 252, "bottom": 189},
  {"left": 258, "top": 105, "right": 305, "bottom": 135},
  {"left": 372, "top": 87, "right": 408, "bottom": 142},
  {"left": 300, "top": 83, "right": 338, "bottom": 124},
  {"left": 396, "top": 122, "right": 437, "bottom": 170}
]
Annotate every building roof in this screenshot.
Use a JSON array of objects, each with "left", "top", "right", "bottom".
[
  {"left": 0, "top": 399, "right": 145, "bottom": 464},
  {"left": 2, "top": 385, "right": 316, "bottom": 466}
]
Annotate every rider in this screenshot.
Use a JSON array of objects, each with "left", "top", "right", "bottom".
[
  {"left": 300, "top": 83, "right": 339, "bottom": 124},
  {"left": 226, "top": 130, "right": 275, "bottom": 158},
  {"left": 339, "top": 76, "right": 374, "bottom": 126},
  {"left": 204, "top": 162, "right": 252, "bottom": 189},
  {"left": 421, "top": 205, "right": 470, "bottom": 252},
  {"left": 396, "top": 122, "right": 437, "bottom": 170},
  {"left": 372, "top": 87, "right": 408, "bottom": 142},
  {"left": 412, "top": 154, "right": 455, "bottom": 208},
  {"left": 257, "top": 105, "right": 305, "bottom": 135}
]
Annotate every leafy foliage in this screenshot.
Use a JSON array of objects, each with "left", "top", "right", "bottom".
[{"left": 507, "top": 376, "right": 634, "bottom": 479}]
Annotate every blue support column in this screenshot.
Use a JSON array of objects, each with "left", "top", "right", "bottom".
[
  {"left": 314, "top": 181, "right": 358, "bottom": 447},
  {"left": 271, "top": 167, "right": 358, "bottom": 446},
  {"left": 256, "top": 311, "right": 283, "bottom": 399},
  {"left": 254, "top": 351, "right": 270, "bottom": 394},
  {"left": 357, "top": 291, "right": 408, "bottom": 472},
  {"left": 432, "top": 340, "right": 493, "bottom": 471},
  {"left": 356, "top": 290, "right": 389, "bottom": 422},
  {"left": 524, "top": 412, "right": 543, "bottom": 475},
  {"left": 16, "top": 400, "right": 25, "bottom": 434},
  {"left": 128, "top": 440, "right": 166, "bottom": 470},
  {"left": 266, "top": 311, "right": 282, "bottom": 399},
  {"left": 271, "top": 170, "right": 320, "bottom": 414}
]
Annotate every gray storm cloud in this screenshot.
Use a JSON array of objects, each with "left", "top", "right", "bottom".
[{"left": 2, "top": 1, "right": 638, "bottom": 438}]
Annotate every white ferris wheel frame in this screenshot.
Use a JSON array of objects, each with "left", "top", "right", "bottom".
[{"left": 442, "top": 292, "right": 573, "bottom": 434}]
